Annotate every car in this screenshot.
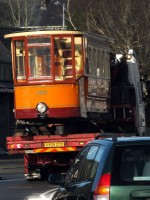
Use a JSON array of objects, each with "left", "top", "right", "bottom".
[{"left": 49, "top": 136, "right": 150, "bottom": 200}]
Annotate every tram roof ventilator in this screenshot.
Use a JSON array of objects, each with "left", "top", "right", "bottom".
[{"left": 20, "top": 26, "right": 67, "bottom": 31}]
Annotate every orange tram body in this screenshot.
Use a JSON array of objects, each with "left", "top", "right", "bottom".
[{"left": 5, "top": 28, "right": 144, "bottom": 180}]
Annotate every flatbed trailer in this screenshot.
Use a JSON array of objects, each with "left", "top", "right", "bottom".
[{"left": 7, "top": 133, "right": 98, "bottom": 180}]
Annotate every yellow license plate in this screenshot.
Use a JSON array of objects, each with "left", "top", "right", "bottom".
[{"left": 44, "top": 142, "right": 65, "bottom": 147}]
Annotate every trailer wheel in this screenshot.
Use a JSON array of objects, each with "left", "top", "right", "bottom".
[
  {"left": 48, "top": 173, "right": 65, "bottom": 184},
  {"left": 40, "top": 168, "right": 48, "bottom": 181}
]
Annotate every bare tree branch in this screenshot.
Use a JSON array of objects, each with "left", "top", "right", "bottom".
[
  {"left": 72, "top": 0, "right": 150, "bottom": 76},
  {"left": 2, "top": 0, "right": 42, "bottom": 27},
  {"left": 66, "top": 0, "right": 77, "bottom": 30}
]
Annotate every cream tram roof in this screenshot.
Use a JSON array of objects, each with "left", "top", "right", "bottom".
[
  {"left": 4, "top": 30, "right": 83, "bottom": 38},
  {"left": 4, "top": 29, "right": 114, "bottom": 48}
]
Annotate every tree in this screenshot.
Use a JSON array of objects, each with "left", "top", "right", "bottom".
[
  {"left": 0, "top": 0, "right": 44, "bottom": 27},
  {"left": 67, "top": 0, "right": 150, "bottom": 77}
]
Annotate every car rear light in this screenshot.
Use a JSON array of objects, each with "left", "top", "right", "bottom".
[{"left": 94, "top": 173, "right": 111, "bottom": 200}]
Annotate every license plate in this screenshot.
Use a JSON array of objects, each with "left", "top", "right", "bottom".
[{"left": 43, "top": 142, "right": 65, "bottom": 147}]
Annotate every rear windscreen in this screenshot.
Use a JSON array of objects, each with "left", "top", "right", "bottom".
[{"left": 111, "top": 144, "right": 150, "bottom": 185}]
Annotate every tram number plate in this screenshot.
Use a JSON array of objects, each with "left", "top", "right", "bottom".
[{"left": 44, "top": 142, "right": 65, "bottom": 147}]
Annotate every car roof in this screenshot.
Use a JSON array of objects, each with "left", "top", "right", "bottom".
[{"left": 90, "top": 136, "right": 150, "bottom": 146}]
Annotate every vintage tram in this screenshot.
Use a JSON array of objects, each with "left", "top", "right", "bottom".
[
  {"left": 5, "top": 28, "right": 145, "bottom": 136},
  {"left": 5, "top": 29, "right": 112, "bottom": 135}
]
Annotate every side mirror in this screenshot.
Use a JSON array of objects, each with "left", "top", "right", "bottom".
[{"left": 48, "top": 173, "right": 65, "bottom": 185}]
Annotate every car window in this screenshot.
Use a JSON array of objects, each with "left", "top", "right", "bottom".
[
  {"left": 90, "top": 145, "right": 104, "bottom": 179},
  {"left": 111, "top": 144, "right": 150, "bottom": 185},
  {"left": 78, "top": 146, "right": 99, "bottom": 181},
  {"left": 65, "top": 146, "right": 90, "bottom": 184},
  {"left": 65, "top": 144, "right": 104, "bottom": 185}
]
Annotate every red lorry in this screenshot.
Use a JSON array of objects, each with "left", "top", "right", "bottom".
[
  {"left": 5, "top": 28, "right": 146, "bottom": 180},
  {"left": 7, "top": 134, "right": 99, "bottom": 180}
]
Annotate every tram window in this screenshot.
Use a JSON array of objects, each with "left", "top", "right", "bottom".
[
  {"left": 97, "top": 50, "right": 101, "bottom": 76},
  {"left": 88, "top": 47, "right": 92, "bottom": 74},
  {"left": 87, "top": 46, "right": 109, "bottom": 78},
  {"left": 91, "top": 47, "right": 94, "bottom": 75},
  {"left": 27, "top": 37, "right": 51, "bottom": 78},
  {"left": 101, "top": 51, "right": 105, "bottom": 77},
  {"left": 100, "top": 50, "right": 110, "bottom": 78},
  {"left": 93, "top": 48, "right": 97, "bottom": 76},
  {"left": 105, "top": 51, "right": 110, "bottom": 79},
  {"left": 54, "top": 37, "right": 64, "bottom": 80},
  {"left": 54, "top": 37, "right": 73, "bottom": 80},
  {"left": 75, "top": 36, "right": 83, "bottom": 77},
  {"left": 87, "top": 46, "right": 98, "bottom": 76},
  {"left": 15, "top": 40, "right": 26, "bottom": 81},
  {"left": 84, "top": 37, "right": 88, "bottom": 74}
]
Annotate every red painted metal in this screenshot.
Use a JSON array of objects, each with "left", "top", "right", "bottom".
[
  {"left": 7, "top": 133, "right": 98, "bottom": 152},
  {"left": 15, "top": 107, "right": 80, "bottom": 119}
]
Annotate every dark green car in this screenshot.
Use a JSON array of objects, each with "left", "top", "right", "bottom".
[{"left": 51, "top": 137, "right": 150, "bottom": 200}]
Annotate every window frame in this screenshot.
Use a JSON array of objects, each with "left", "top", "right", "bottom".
[
  {"left": 27, "top": 37, "right": 51, "bottom": 80},
  {"left": 13, "top": 38, "right": 27, "bottom": 84},
  {"left": 12, "top": 34, "right": 84, "bottom": 86},
  {"left": 111, "top": 144, "right": 150, "bottom": 185}
]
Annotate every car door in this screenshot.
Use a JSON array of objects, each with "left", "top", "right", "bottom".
[{"left": 54, "top": 144, "right": 105, "bottom": 200}]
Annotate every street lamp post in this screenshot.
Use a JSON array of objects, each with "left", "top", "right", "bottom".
[
  {"left": 54, "top": 1, "right": 66, "bottom": 29},
  {"left": 62, "top": 3, "right": 65, "bottom": 28}
]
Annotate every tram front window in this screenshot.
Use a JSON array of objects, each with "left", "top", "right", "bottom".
[
  {"left": 15, "top": 40, "right": 26, "bottom": 82},
  {"left": 54, "top": 37, "right": 73, "bottom": 80},
  {"left": 75, "top": 36, "right": 83, "bottom": 77},
  {"left": 28, "top": 37, "right": 51, "bottom": 79}
]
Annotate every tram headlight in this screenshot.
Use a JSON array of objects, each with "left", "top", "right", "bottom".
[{"left": 36, "top": 102, "right": 47, "bottom": 114}]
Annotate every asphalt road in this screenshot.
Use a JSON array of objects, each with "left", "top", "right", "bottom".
[
  {"left": 0, "top": 158, "right": 24, "bottom": 174},
  {"left": 0, "top": 156, "right": 58, "bottom": 200}
]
